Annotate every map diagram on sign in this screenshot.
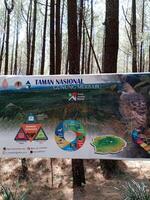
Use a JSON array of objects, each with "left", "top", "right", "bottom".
[{"left": 15, "top": 113, "right": 48, "bottom": 142}]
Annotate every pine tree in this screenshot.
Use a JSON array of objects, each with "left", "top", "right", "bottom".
[
  {"left": 67, "top": 0, "right": 85, "bottom": 187},
  {"left": 4, "top": 0, "right": 14, "bottom": 75},
  {"left": 100, "top": 0, "right": 124, "bottom": 179},
  {"left": 102, "top": 0, "right": 119, "bottom": 73}
]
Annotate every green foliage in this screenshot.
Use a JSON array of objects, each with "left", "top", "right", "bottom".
[
  {"left": 117, "top": 180, "right": 150, "bottom": 200},
  {"left": 0, "top": 182, "right": 28, "bottom": 200}
]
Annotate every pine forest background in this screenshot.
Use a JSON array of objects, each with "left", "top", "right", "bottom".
[{"left": 0, "top": 0, "right": 149, "bottom": 75}]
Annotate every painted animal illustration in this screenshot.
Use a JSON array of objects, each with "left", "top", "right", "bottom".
[
  {"left": 119, "top": 81, "right": 147, "bottom": 130},
  {"left": 119, "top": 77, "right": 150, "bottom": 154}
]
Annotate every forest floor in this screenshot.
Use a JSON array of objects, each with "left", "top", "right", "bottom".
[{"left": 0, "top": 159, "right": 150, "bottom": 200}]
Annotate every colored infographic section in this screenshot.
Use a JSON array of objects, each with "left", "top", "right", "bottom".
[
  {"left": 55, "top": 120, "right": 86, "bottom": 151},
  {"left": 91, "top": 135, "right": 127, "bottom": 154},
  {"left": 131, "top": 129, "right": 150, "bottom": 154},
  {"left": 15, "top": 113, "right": 48, "bottom": 142}
]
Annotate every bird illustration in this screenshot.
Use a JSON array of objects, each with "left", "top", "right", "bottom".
[
  {"left": 119, "top": 80, "right": 147, "bottom": 131},
  {"left": 118, "top": 76, "right": 150, "bottom": 156}
]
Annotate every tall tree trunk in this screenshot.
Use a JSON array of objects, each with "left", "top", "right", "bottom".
[
  {"left": 18, "top": 49, "right": 22, "bottom": 74},
  {"left": 87, "top": 0, "right": 93, "bottom": 74},
  {"left": 83, "top": 20, "right": 101, "bottom": 73},
  {"left": 78, "top": 0, "right": 84, "bottom": 70},
  {"left": 40, "top": 0, "right": 48, "bottom": 75},
  {"left": 50, "top": 0, "right": 55, "bottom": 75},
  {"left": 81, "top": 25, "right": 85, "bottom": 74},
  {"left": 126, "top": 52, "right": 129, "bottom": 73},
  {"left": 142, "top": 51, "right": 145, "bottom": 71},
  {"left": 100, "top": 0, "right": 123, "bottom": 180},
  {"left": 149, "top": 45, "right": 150, "bottom": 72},
  {"left": 84, "top": 32, "right": 88, "bottom": 73},
  {"left": 131, "top": 0, "right": 137, "bottom": 72},
  {"left": 56, "top": 0, "right": 61, "bottom": 74},
  {"left": 19, "top": 158, "right": 28, "bottom": 180},
  {"left": 102, "top": 0, "right": 119, "bottom": 73},
  {"left": 5, "top": 13, "right": 10, "bottom": 75},
  {"left": 30, "top": 0, "right": 37, "bottom": 75},
  {"left": 10, "top": 27, "right": 15, "bottom": 75},
  {"left": 60, "top": 0, "right": 65, "bottom": 74},
  {"left": 67, "top": 0, "right": 85, "bottom": 187},
  {"left": 4, "top": 0, "right": 14, "bottom": 75},
  {"left": 21, "top": 0, "right": 33, "bottom": 180},
  {"left": 137, "top": 44, "right": 140, "bottom": 71},
  {"left": 68, "top": 0, "right": 79, "bottom": 74},
  {"left": 14, "top": 19, "right": 19, "bottom": 75},
  {"left": 26, "top": 0, "right": 32, "bottom": 75},
  {"left": 139, "top": 0, "right": 145, "bottom": 72},
  {"left": 0, "top": 11, "right": 6, "bottom": 74},
  {"left": 90, "top": 39, "right": 94, "bottom": 74},
  {"left": 72, "top": 159, "right": 85, "bottom": 187},
  {"left": 65, "top": 53, "right": 69, "bottom": 74}
]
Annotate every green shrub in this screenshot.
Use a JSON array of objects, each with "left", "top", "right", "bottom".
[
  {"left": 117, "top": 180, "right": 150, "bottom": 200},
  {"left": 0, "top": 183, "right": 28, "bottom": 200}
]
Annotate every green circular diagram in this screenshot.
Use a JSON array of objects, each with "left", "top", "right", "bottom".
[{"left": 91, "top": 135, "right": 127, "bottom": 154}]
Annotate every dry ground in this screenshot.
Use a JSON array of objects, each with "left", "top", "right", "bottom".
[{"left": 0, "top": 159, "right": 150, "bottom": 200}]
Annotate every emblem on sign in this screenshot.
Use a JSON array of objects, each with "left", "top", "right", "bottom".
[{"left": 2, "top": 79, "right": 8, "bottom": 89}]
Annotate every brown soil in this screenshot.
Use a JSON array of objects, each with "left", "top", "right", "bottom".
[{"left": 0, "top": 159, "right": 150, "bottom": 200}]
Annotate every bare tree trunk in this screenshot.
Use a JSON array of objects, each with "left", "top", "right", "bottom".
[
  {"left": 90, "top": 39, "right": 94, "bottom": 74},
  {"left": 126, "top": 52, "right": 129, "bottom": 73},
  {"left": 50, "top": 0, "right": 55, "bottom": 75},
  {"left": 87, "top": 0, "right": 93, "bottom": 74},
  {"left": 25, "top": 0, "right": 32, "bottom": 75},
  {"left": 68, "top": 0, "right": 79, "bottom": 74},
  {"left": 72, "top": 159, "right": 85, "bottom": 187},
  {"left": 100, "top": 0, "right": 124, "bottom": 180},
  {"left": 78, "top": 0, "right": 84, "bottom": 69},
  {"left": 83, "top": 20, "right": 101, "bottom": 73},
  {"left": 65, "top": 53, "right": 69, "bottom": 74},
  {"left": 10, "top": 38, "right": 15, "bottom": 75},
  {"left": 30, "top": 0, "right": 37, "bottom": 75},
  {"left": 142, "top": 50, "right": 145, "bottom": 72},
  {"left": 40, "top": 0, "right": 48, "bottom": 75},
  {"left": 21, "top": 0, "right": 33, "bottom": 180},
  {"left": 84, "top": 32, "right": 88, "bottom": 73},
  {"left": 5, "top": 8, "right": 10, "bottom": 74},
  {"left": 137, "top": 43, "right": 140, "bottom": 71},
  {"left": 102, "top": 0, "right": 119, "bottom": 73},
  {"left": 149, "top": 45, "right": 150, "bottom": 72},
  {"left": 4, "top": 0, "right": 14, "bottom": 75},
  {"left": 19, "top": 158, "right": 28, "bottom": 180},
  {"left": 60, "top": 0, "right": 65, "bottom": 73},
  {"left": 81, "top": 25, "right": 85, "bottom": 74},
  {"left": 131, "top": 0, "right": 137, "bottom": 72},
  {"left": 18, "top": 49, "right": 22, "bottom": 74},
  {"left": 14, "top": 18, "right": 19, "bottom": 75},
  {"left": 0, "top": 11, "right": 6, "bottom": 74},
  {"left": 56, "top": 0, "right": 61, "bottom": 74},
  {"left": 67, "top": 0, "right": 85, "bottom": 187},
  {"left": 139, "top": 0, "right": 145, "bottom": 72}
]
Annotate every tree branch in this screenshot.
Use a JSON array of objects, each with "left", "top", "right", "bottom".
[
  {"left": 4, "top": 0, "right": 14, "bottom": 14},
  {"left": 21, "top": 1, "right": 27, "bottom": 23},
  {"left": 83, "top": 19, "right": 101, "bottom": 73},
  {"left": 125, "top": 24, "right": 133, "bottom": 47},
  {"left": 122, "top": 6, "right": 131, "bottom": 26}
]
